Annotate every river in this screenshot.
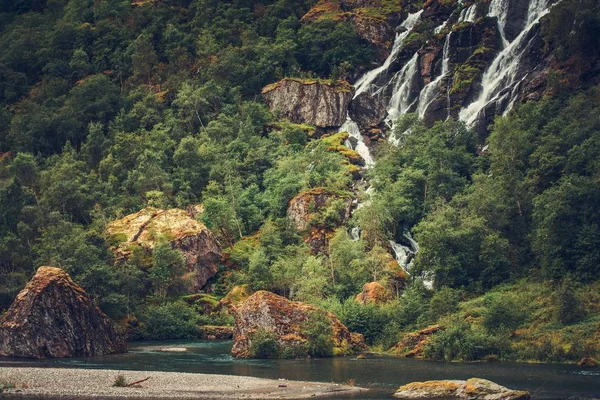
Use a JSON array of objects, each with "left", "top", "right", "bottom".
[{"left": 1, "top": 340, "right": 598, "bottom": 399}]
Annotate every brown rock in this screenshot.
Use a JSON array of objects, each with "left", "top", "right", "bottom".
[
  {"left": 262, "top": 78, "right": 354, "bottom": 128},
  {"left": 348, "top": 92, "right": 387, "bottom": 128},
  {"left": 231, "top": 291, "right": 364, "bottom": 358},
  {"left": 394, "top": 378, "right": 531, "bottom": 399},
  {"left": 106, "top": 207, "right": 221, "bottom": 291},
  {"left": 0, "top": 267, "right": 126, "bottom": 359},
  {"left": 393, "top": 325, "right": 442, "bottom": 358},
  {"left": 355, "top": 282, "right": 392, "bottom": 305},
  {"left": 578, "top": 356, "right": 598, "bottom": 369}
]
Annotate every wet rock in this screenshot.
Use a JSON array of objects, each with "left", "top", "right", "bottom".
[
  {"left": 106, "top": 207, "right": 221, "bottom": 292},
  {"left": 394, "top": 378, "right": 531, "bottom": 399},
  {"left": 231, "top": 291, "right": 365, "bottom": 358},
  {"left": 392, "top": 325, "right": 442, "bottom": 358},
  {"left": 0, "top": 267, "right": 126, "bottom": 359},
  {"left": 348, "top": 92, "right": 387, "bottom": 128},
  {"left": 355, "top": 282, "right": 392, "bottom": 305},
  {"left": 262, "top": 79, "right": 354, "bottom": 128}
]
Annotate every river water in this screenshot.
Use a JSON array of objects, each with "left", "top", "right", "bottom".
[{"left": 1, "top": 340, "right": 599, "bottom": 399}]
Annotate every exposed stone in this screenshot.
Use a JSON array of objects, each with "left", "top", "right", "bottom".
[
  {"left": 393, "top": 325, "right": 442, "bottom": 358},
  {"left": 355, "top": 282, "right": 392, "bottom": 305},
  {"left": 578, "top": 356, "right": 598, "bottom": 369},
  {"left": 198, "top": 325, "right": 234, "bottom": 340},
  {"left": 106, "top": 207, "right": 221, "bottom": 292},
  {"left": 394, "top": 378, "right": 531, "bottom": 400},
  {"left": 231, "top": 291, "right": 364, "bottom": 358},
  {"left": 348, "top": 14, "right": 394, "bottom": 50},
  {"left": 262, "top": 79, "right": 354, "bottom": 128},
  {"left": 348, "top": 92, "right": 387, "bottom": 128},
  {"left": 0, "top": 267, "right": 126, "bottom": 359},
  {"left": 287, "top": 188, "right": 353, "bottom": 254}
]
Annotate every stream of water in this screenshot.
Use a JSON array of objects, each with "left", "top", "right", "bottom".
[{"left": 1, "top": 341, "right": 598, "bottom": 399}]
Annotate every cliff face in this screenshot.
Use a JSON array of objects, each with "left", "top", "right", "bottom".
[
  {"left": 106, "top": 207, "right": 221, "bottom": 292},
  {"left": 231, "top": 291, "right": 364, "bottom": 358},
  {"left": 262, "top": 79, "right": 354, "bottom": 128},
  {"left": 0, "top": 267, "right": 126, "bottom": 359}
]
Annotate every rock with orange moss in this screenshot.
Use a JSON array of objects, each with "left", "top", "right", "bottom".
[
  {"left": 355, "top": 282, "right": 392, "bottom": 305},
  {"left": 0, "top": 267, "right": 126, "bottom": 359},
  {"left": 231, "top": 291, "right": 364, "bottom": 358},
  {"left": 106, "top": 206, "right": 221, "bottom": 291},
  {"left": 393, "top": 325, "right": 442, "bottom": 358},
  {"left": 394, "top": 378, "right": 530, "bottom": 399}
]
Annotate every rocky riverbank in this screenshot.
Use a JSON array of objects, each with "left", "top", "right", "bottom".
[{"left": 0, "top": 368, "right": 363, "bottom": 399}]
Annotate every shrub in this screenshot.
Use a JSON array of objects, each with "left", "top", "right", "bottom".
[
  {"left": 303, "top": 311, "right": 334, "bottom": 357},
  {"left": 140, "top": 302, "right": 199, "bottom": 340},
  {"left": 336, "top": 299, "right": 387, "bottom": 345},
  {"left": 554, "top": 278, "right": 585, "bottom": 325},
  {"left": 483, "top": 295, "right": 524, "bottom": 333},
  {"left": 249, "top": 328, "right": 281, "bottom": 358},
  {"left": 429, "top": 287, "right": 461, "bottom": 320},
  {"left": 112, "top": 375, "right": 128, "bottom": 387}
]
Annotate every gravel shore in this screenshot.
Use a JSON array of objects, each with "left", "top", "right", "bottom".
[{"left": 0, "top": 367, "right": 364, "bottom": 399}]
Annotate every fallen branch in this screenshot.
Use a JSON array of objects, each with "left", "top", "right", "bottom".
[{"left": 127, "top": 377, "right": 150, "bottom": 387}]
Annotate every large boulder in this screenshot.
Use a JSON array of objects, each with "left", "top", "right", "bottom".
[
  {"left": 287, "top": 188, "right": 353, "bottom": 254},
  {"left": 106, "top": 206, "right": 221, "bottom": 291},
  {"left": 392, "top": 325, "right": 442, "bottom": 358},
  {"left": 348, "top": 92, "right": 387, "bottom": 128},
  {"left": 262, "top": 78, "right": 354, "bottom": 128},
  {"left": 231, "top": 291, "right": 364, "bottom": 358},
  {"left": 0, "top": 267, "right": 126, "bottom": 359},
  {"left": 394, "top": 378, "right": 531, "bottom": 400},
  {"left": 355, "top": 282, "right": 392, "bottom": 305}
]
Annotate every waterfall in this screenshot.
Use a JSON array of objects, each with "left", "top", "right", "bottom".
[
  {"left": 459, "top": 0, "right": 554, "bottom": 127},
  {"left": 457, "top": 4, "right": 478, "bottom": 24},
  {"left": 340, "top": 116, "right": 375, "bottom": 168},
  {"left": 385, "top": 53, "right": 420, "bottom": 124},
  {"left": 354, "top": 11, "right": 423, "bottom": 98},
  {"left": 417, "top": 32, "right": 452, "bottom": 119},
  {"left": 489, "top": 0, "right": 511, "bottom": 47}
]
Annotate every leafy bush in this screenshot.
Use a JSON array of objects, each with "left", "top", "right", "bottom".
[
  {"left": 303, "top": 311, "right": 334, "bottom": 357},
  {"left": 112, "top": 375, "right": 128, "bottom": 387},
  {"left": 249, "top": 328, "right": 281, "bottom": 359},
  {"left": 140, "top": 302, "right": 199, "bottom": 340},
  {"left": 334, "top": 299, "right": 388, "bottom": 345},
  {"left": 554, "top": 278, "right": 585, "bottom": 324},
  {"left": 483, "top": 295, "right": 524, "bottom": 333},
  {"left": 429, "top": 287, "right": 461, "bottom": 320}
]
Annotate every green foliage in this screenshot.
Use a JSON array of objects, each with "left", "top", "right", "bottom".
[
  {"left": 140, "top": 302, "right": 199, "bottom": 340},
  {"left": 554, "top": 277, "right": 585, "bottom": 325},
  {"left": 482, "top": 295, "right": 524, "bottom": 333},
  {"left": 249, "top": 328, "right": 281, "bottom": 359},
  {"left": 303, "top": 311, "right": 334, "bottom": 357},
  {"left": 328, "top": 298, "right": 388, "bottom": 345},
  {"left": 112, "top": 374, "right": 128, "bottom": 388}
]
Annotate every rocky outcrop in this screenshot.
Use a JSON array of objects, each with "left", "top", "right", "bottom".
[
  {"left": 348, "top": 92, "right": 387, "bottom": 128},
  {"left": 262, "top": 79, "right": 354, "bottom": 128},
  {"left": 0, "top": 267, "right": 126, "bottom": 359},
  {"left": 394, "top": 378, "right": 531, "bottom": 400},
  {"left": 355, "top": 282, "right": 392, "bottom": 305},
  {"left": 287, "top": 188, "right": 353, "bottom": 253},
  {"left": 393, "top": 325, "right": 442, "bottom": 358},
  {"left": 106, "top": 207, "right": 221, "bottom": 292},
  {"left": 231, "top": 291, "right": 364, "bottom": 358}
]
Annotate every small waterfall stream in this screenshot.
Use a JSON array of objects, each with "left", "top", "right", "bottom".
[{"left": 417, "top": 32, "right": 452, "bottom": 119}]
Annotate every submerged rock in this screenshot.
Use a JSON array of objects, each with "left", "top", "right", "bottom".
[
  {"left": 394, "top": 378, "right": 530, "bottom": 399},
  {"left": 0, "top": 267, "right": 126, "bottom": 359},
  {"left": 231, "top": 291, "right": 364, "bottom": 358},
  {"left": 262, "top": 78, "right": 354, "bottom": 128},
  {"left": 106, "top": 206, "right": 221, "bottom": 291}
]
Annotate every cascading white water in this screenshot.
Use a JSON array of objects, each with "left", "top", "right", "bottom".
[
  {"left": 488, "top": 0, "right": 511, "bottom": 47},
  {"left": 459, "top": 0, "right": 554, "bottom": 127},
  {"left": 354, "top": 11, "right": 423, "bottom": 98},
  {"left": 340, "top": 116, "right": 375, "bottom": 168},
  {"left": 385, "top": 53, "right": 420, "bottom": 123},
  {"left": 417, "top": 32, "right": 452, "bottom": 119},
  {"left": 457, "top": 4, "right": 478, "bottom": 24}
]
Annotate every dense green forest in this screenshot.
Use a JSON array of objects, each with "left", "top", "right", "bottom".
[{"left": 0, "top": 0, "right": 599, "bottom": 362}]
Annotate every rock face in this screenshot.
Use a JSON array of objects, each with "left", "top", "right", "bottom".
[
  {"left": 355, "top": 282, "right": 392, "bottom": 305},
  {"left": 287, "top": 188, "right": 353, "bottom": 253},
  {"left": 394, "top": 378, "right": 531, "bottom": 400},
  {"left": 348, "top": 92, "right": 387, "bottom": 128},
  {"left": 106, "top": 206, "right": 221, "bottom": 291},
  {"left": 262, "top": 79, "right": 354, "bottom": 128},
  {"left": 231, "top": 291, "right": 364, "bottom": 358},
  {"left": 393, "top": 325, "right": 442, "bottom": 358},
  {"left": 0, "top": 267, "right": 126, "bottom": 359}
]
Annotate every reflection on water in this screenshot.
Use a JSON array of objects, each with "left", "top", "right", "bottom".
[{"left": 1, "top": 340, "right": 599, "bottom": 399}]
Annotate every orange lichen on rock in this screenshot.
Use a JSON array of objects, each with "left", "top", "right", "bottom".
[
  {"left": 0, "top": 267, "right": 126, "bottom": 359},
  {"left": 106, "top": 206, "right": 221, "bottom": 291},
  {"left": 395, "top": 378, "right": 531, "bottom": 399},
  {"left": 355, "top": 282, "right": 392, "bottom": 305},
  {"left": 231, "top": 291, "right": 364, "bottom": 358},
  {"left": 392, "top": 325, "right": 442, "bottom": 358}
]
